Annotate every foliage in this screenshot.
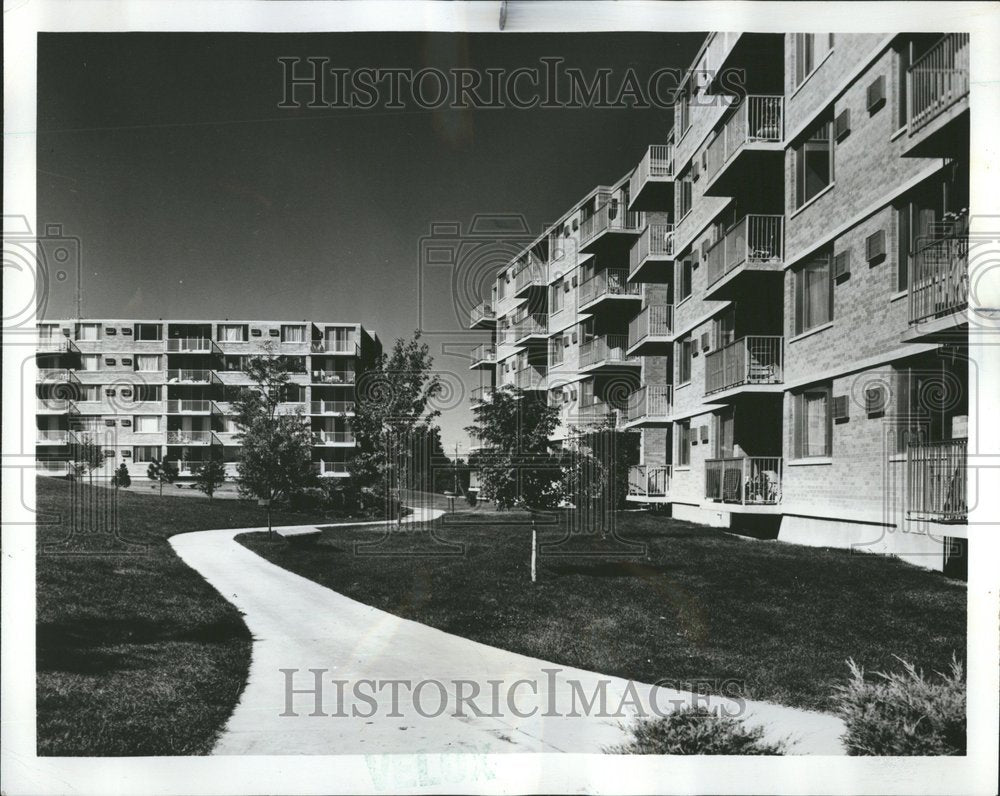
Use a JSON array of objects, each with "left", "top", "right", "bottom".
[
  {"left": 609, "top": 706, "right": 786, "bottom": 755},
  {"left": 111, "top": 462, "right": 131, "bottom": 488},
  {"left": 465, "top": 386, "right": 563, "bottom": 510},
  {"left": 564, "top": 423, "right": 641, "bottom": 510},
  {"left": 234, "top": 342, "right": 318, "bottom": 504},
  {"left": 833, "top": 656, "right": 965, "bottom": 755},
  {"left": 465, "top": 490, "right": 477, "bottom": 507},
  {"left": 146, "top": 457, "right": 179, "bottom": 495},
  {"left": 349, "top": 331, "right": 442, "bottom": 506},
  {"left": 70, "top": 435, "right": 104, "bottom": 479},
  {"left": 192, "top": 458, "right": 227, "bottom": 499}
]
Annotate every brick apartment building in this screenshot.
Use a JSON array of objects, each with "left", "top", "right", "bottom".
[
  {"left": 35, "top": 318, "right": 380, "bottom": 481},
  {"left": 469, "top": 32, "right": 969, "bottom": 575}
]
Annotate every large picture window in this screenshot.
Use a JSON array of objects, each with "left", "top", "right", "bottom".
[
  {"left": 794, "top": 251, "right": 833, "bottom": 334},
  {"left": 793, "top": 385, "right": 832, "bottom": 458},
  {"left": 794, "top": 119, "right": 833, "bottom": 208}
]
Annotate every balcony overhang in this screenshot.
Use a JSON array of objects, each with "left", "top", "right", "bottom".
[
  {"left": 578, "top": 359, "right": 642, "bottom": 375},
  {"left": 578, "top": 292, "right": 643, "bottom": 315},
  {"left": 626, "top": 493, "right": 672, "bottom": 504},
  {"left": 629, "top": 175, "right": 673, "bottom": 214},
  {"left": 622, "top": 413, "right": 671, "bottom": 429},
  {"left": 703, "top": 382, "right": 784, "bottom": 403},
  {"left": 469, "top": 358, "right": 496, "bottom": 370},
  {"left": 626, "top": 334, "right": 672, "bottom": 357},
  {"left": 627, "top": 251, "right": 673, "bottom": 284},
  {"left": 902, "top": 99, "right": 968, "bottom": 159},
  {"left": 702, "top": 146, "right": 783, "bottom": 198},
  {"left": 580, "top": 225, "right": 644, "bottom": 256},
  {"left": 901, "top": 309, "right": 968, "bottom": 344},
  {"left": 705, "top": 262, "right": 783, "bottom": 301}
]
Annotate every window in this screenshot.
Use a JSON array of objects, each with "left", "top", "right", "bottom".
[
  {"left": 38, "top": 324, "right": 59, "bottom": 341},
  {"left": 135, "top": 354, "right": 161, "bottom": 372},
  {"left": 677, "top": 421, "right": 691, "bottom": 466},
  {"left": 794, "top": 251, "right": 833, "bottom": 334},
  {"left": 281, "top": 325, "right": 306, "bottom": 342},
  {"left": 218, "top": 324, "right": 245, "bottom": 342},
  {"left": 675, "top": 82, "right": 692, "bottom": 137},
  {"left": 793, "top": 385, "right": 832, "bottom": 458},
  {"left": 794, "top": 34, "right": 834, "bottom": 87},
  {"left": 134, "top": 416, "right": 160, "bottom": 433},
  {"left": 132, "top": 445, "right": 161, "bottom": 463},
  {"left": 497, "top": 276, "right": 506, "bottom": 300},
  {"left": 80, "top": 385, "right": 101, "bottom": 401},
  {"left": 134, "top": 384, "right": 162, "bottom": 402},
  {"left": 677, "top": 336, "right": 693, "bottom": 383},
  {"left": 77, "top": 323, "right": 100, "bottom": 341},
  {"left": 550, "top": 280, "right": 564, "bottom": 314},
  {"left": 896, "top": 168, "right": 969, "bottom": 293},
  {"left": 677, "top": 259, "right": 694, "bottom": 301},
  {"left": 794, "top": 118, "right": 834, "bottom": 207},
  {"left": 675, "top": 172, "right": 693, "bottom": 220},
  {"left": 135, "top": 323, "right": 162, "bottom": 341},
  {"left": 80, "top": 354, "right": 101, "bottom": 371}
]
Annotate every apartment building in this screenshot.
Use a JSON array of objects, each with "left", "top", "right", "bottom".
[
  {"left": 471, "top": 32, "right": 969, "bottom": 575},
  {"left": 35, "top": 318, "right": 380, "bottom": 481}
]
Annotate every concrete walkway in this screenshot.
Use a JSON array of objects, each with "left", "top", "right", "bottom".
[{"left": 170, "top": 509, "right": 846, "bottom": 755}]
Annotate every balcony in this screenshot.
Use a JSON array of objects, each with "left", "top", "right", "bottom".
[
  {"left": 628, "top": 144, "right": 674, "bottom": 212},
  {"left": 627, "top": 464, "right": 671, "bottom": 500},
  {"left": 907, "top": 438, "right": 966, "bottom": 522},
  {"left": 570, "top": 403, "right": 619, "bottom": 430},
  {"left": 166, "top": 399, "right": 213, "bottom": 414},
  {"left": 310, "top": 340, "right": 358, "bottom": 355},
  {"left": 512, "top": 314, "right": 548, "bottom": 343},
  {"left": 36, "top": 430, "right": 70, "bottom": 445},
  {"left": 313, "top": 431, "right": 356, "bottom": 446},
  {"left": 515, "top": 365, "right": 547, "bottom": 391},
  {"left": 628, "top": 223, "right": 675, "bottom": 283},
  {"left": 513, "top": 255, "right": 548, "bottom": 298},
  {"left": 705, "top": 336, "right": 784, "bottom": 398},
  {"left": 310, "top": 400, "right": 355, "bottom": 415},
  {"left": 36, "top": 460, "right": 72, "bottom": 476},
  {"left": 578, "top": 268, "right": 642, "bottom": 311},
  {"left": 702, "top": 96, "right": 784, "bottom": 197},
  {"left": 624, "top": 385, "right": 672, "bottom": 427},
  {"left": 36, "top": 398, "right": 74, "bottom": 413},
  {"left": 579, "top": 197, "right": 644, "bottom": 254},
  {"left": 579, "top": 334, "right": 640, "bottom": 373},
  {"left": 166, "top": 369, "right": 216, "bottom": 384},
  {"left": 36, "top": 339, "right": 71, "bottom": 354},
  {"left": 471, "top": 386, "right": 494, "bottom": 403},
  {"left": 166, "top": 430, "right": 217, "bottom": 445},
  {"left": 469, "top": 344, "right": 497, "bottom": 370},
  {"left": 166, "top": 337, "right": 214, "bottom": 353},
  {"left": 470, "top": 301, "right": 497, "bottom": 329},
  {"left": 37, "top": 368, "right": 73, "bottom": 382},
  {"left": 906, "top": 216, "right": 968, "bottom": 338},
  {"left": 706, "top": 456, "right": 782, "bottom": 505},
  {"left": 627, "top": 305, "right": 673, "bottom": 356},
  {"left": 904, "top": 34, "right": 970, "bottom": 157},
  {"left": 311, "top": 369, "right": 356, "bottom": 384},
  {"left": 704, "top": 214, "right": 784, "bottom": 300},
  {"left": 313, "top": 460, "right": 350, "bottom": 477}
]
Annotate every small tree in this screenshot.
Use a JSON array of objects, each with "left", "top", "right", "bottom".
[
  {"left": 147, "top": 457, "right": 179, "bottom": 496},
  {"left": 111, "top": 462, "right": 131, "bottom": 488},
  {"left": 192, "top": 459, "right": 226, "bottom": 499},
  {"left": 71, "top": 435, "right": 104, "bottom": 482}
]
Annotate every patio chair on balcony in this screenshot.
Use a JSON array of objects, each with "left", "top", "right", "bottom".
[
  {"left": 722, "top": 468, "right": 742, "bottom": 502},
  {"left": 745, "top": 469, "right": 780, "bottom": 504}
]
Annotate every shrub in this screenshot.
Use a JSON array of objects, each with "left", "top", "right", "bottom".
[
  {"left": 833, "top": 656, "right": 965, "bottom": 755},
  {"left": 608, "top": 706, "right": 786, "bottom": 755},
  {"left": 287, "top": 487, "right": 328, "bottom": 512},
  {"left": 111, "top": 463, "right": 131, "bottom": 488},
  {"left": 465, "top": 490, "right": 477, "bottom": 507}
]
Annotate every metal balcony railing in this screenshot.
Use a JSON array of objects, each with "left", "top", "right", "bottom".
[
  {"left": 166, "top": 430, "right": 215, "bottom": 445},
  {"left": 513, "top": 314, "right": 548, "bottom": 341},
  {"left": 37, "top": 398, "right": 73, "bottom": 413},
  {"left": 166, "top": 369, "right": 213, "bottom": 383},
  {"left": 572, "top": 403, "right": 619, "bottom": 429},
  {"left": 703, "top": 95, "right": 784, "bottom": 183},
  {"left": 313, "top": 460, "right": 350, "bottom": 475},
  {"left": 629, "top": 144, "right": 675, "bottom": 202},
  {"left": 471, "top": 301, "right": 496, "bottom": 326},
  {"left": 629, "top": 223, "right": 675, "bottom": 275},
  {"left": 470, "top": 344, "right": 497, "bottom": 366},
  {"left": 628, "top": 305, "right": 674, "bottom": 349},
  {"left": 579, "top": 334, "right": 638, "bottom": 369},
  {"left": 625, "top": 385, "right": 672, "bottom": 423},
  {"left": 314, "top": 431, "right": 356, "bottom": 445},
  {"left": 36, "top": 460, "right": 72, "bottom": 474},
  {"left": 579, "top": 197, "right": 644, "bottom": 245},
  {"left": 907, "top": 438, "right": 967, "bottom": 521},
  {"left": 513, "top": 255, "right": 548, "bottom": 293},
  {"left": 471, "top": 386, "right": 493, "bottom": 403},
  {"left": 628, "top": 464, "right": 671, "bottom": 497},
  {"left": 706, "top": 456, "right": 782, "bottom": 505},
  {"left": 909, "top": 215, "right": 968, "bottom": 324},
  {"left": 310, "top": 400, "right": 355, "bottom": 414},
  {"left": 36, "top": 430, "right": 70, "bottom": 444},
  {"left": 908, "top": 33, "right": 970, "bottom": 134},
  {"left": 165, "top": 337, "right": 213, "bottom": 352},
  {"left": 579, "top": 268, "right": 641, "bottom": 307},
  {"left": 515, "top": 365, "right": 547, "bottom": 390},
  {"left": 166, "top": 399, "right": 212, "bottom": 413},
  {"left": 311, "top": 370, "right": 355, "bottom": 384},
  {"left": 705, "top": 335, "right": 784, "bottom": 395},
  {"left": 310, "top": 340, "right": 358, "bottom": 354},
  {"left": 36, "top": 339, "right": 70, "bottom": 353},
  {"left": 705, "top": 214, "right": 784, "bottom": 287}
]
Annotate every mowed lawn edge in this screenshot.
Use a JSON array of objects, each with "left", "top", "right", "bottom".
[
  {"left": 237, "top": 511, "right": 967, "bottom": 713},
  {"left": 35, "top": 477, "right": 371, "bottom": 756}
]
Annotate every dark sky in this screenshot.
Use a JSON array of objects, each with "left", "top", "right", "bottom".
[{"left": 38, "top": 32, "right": 703, "bottom": 452}]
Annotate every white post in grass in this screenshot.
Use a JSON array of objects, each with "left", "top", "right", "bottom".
[{"left": 531, "top": 520, "right": 537, "bottom": 583}]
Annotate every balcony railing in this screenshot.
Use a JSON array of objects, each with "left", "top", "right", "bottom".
[
  {"left": 579, "top": 268, "right": 641, "bottom": 307},
  {"left": 166, "top": 369, "right": 213, "bottom": 383},
  {"left": 166, "top": 399, "right": 212, "bottom": 413},
  {"left": 36, "top": 430, "right": 70, "bottom": 444},
  {"left": 471, "top": 386, "right": 493, "bottom": 403},
  {"left": 470, "top": 301, "right": 496, "bottom": 326},
  {"left": 703, "top": 95, "right": 784, "bottom": 183},
  {"left": 909, "top": 215, "right": 968, "bottom": 325},
  {"left": 311, "top": 370, "right": 355, "bottom": 384},
  {"left": 311, "top": 340, "right": 358, "bottom": 354},
  {"left": 36, "top": 460, "right": 72, "bottom": 474},
  {"left": 625, "top": 385, "right": 672, "bottom": 423},
  {"left": 36, "top": 339, "right": 70, "bottom": 354},
  {"left": 313, "top": 460, "right": 350, "bottom": 476},
  {"left": 166, "top": 337, "right": 213, "bottom": 352},
  {"left": 706, "top": 456, "right": 782, "bottom": 505},
  {"left": 572, "top": 403, "right": 619, "bottom": 429},
  {"left": 629, "top": 144, "right": 675, "bottom": 202},
  {"left": 38, "top": 368, "right": 72, "bottom": 382},
  {"left": 513, "top": 314, "right": 548, "bottom": 341},
  {"left": 629, "top": 223, "right": 675, "bottom": 275},
  {"left": 515, "top": 365, "right": 547, "bottom": 390},
  {"left": 908, "top": 33, "right": 970, "bottom": 134},
  {"left": 470, "top": 344, "right": 497, "bottom": 366},
  {"left": 579, "top": 198, "right": 644, "bottom": 245},
  {"left": 628, "top": 464, "right": 671, "bottom": 497},
  {"left": 310, "top": 400, "right": 355, "bottom": 414},
  {"left": 513, "top": 256, "right": 548, "bottom": 293},
  {"left": 579, "top": 334, "right": 639, "bottom": 370},
  {"left": 37, "top": 398, "right": 73, "bottom": 413},
  {"left": 628, "top": 305, "right": 674, "bottom": 349},
  {"left": 705, "top": 335, "right": 784, "bottom": 395},
  {"left": 166, "top": 430, "right": 215, "bottom": 445},
  {"left": 706, "top": 215, "right": 784, "bottom": 287},
  {"left": 907, "top": 438, "right": 966, "bottom": 521},
  {"left": 313, "top": 431, "right": 356, "bottom": 445}
]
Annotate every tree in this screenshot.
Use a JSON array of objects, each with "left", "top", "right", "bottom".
[
  {"left": 111, "top": 462, "right": 131, "bottom": 488},
  {"left": 465, "top": 386, "right": 563, "bottom": 510},
  {"left": 566, "top": 418, "right": 640, "bottom": 511},
  {"left": 71, "top": 435, "right": 104, "bottom": 481},
  {"left": 192, "top": 458, "right": 226, "bottom": 499},
  {"left": 147, "top": 457, "right": 179, "bottom": 495},
  {"left": 234, "top": 342, "right": 318, "bottom": 513},
  {"left": 350, "top": 331, "right": 443, "bottom": 525}
]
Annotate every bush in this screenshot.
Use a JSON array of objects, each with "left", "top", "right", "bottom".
[
  {"left": 465, "top": 490, "right": 477, "bottom": 507},
  {"left": 833, "top": 656, "right": 965, "bottom": 755},
  {"left": 287, "top": 487, "right": 328, "bottom": 512},
  {"left": 608, "top": 706, "right": 786, "bottom": 755}
]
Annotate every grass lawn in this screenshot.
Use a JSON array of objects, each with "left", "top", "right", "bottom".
[
  {"left": 238, "top": 510, "right": 966, "bottom": 712},
  {"left": 35, "top": 476, "right": 370, "bottom": 756}
]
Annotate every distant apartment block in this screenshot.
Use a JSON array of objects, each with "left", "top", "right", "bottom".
[
  {"left": 470, "top": 33, "right": 969, "bottom": 575},
  {"left": 35, "top": 319, "right": 380, "bottom": 481}
]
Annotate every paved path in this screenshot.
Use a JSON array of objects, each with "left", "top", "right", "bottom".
[{"left": 170, "top": 510, "right": 846, "bottom": 755}]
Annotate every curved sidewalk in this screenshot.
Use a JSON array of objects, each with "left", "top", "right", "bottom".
[{"left": 170, "top": 510, "right": 846, "bottom": 755}]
